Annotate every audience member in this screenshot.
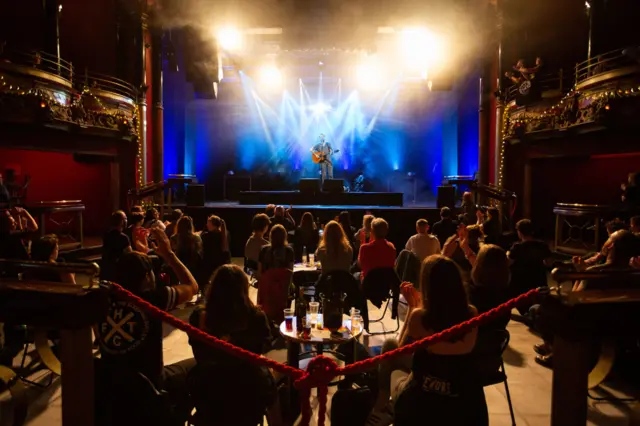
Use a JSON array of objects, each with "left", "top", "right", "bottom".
[
  {"left": 316, "top": 220, "right": 353, "bottom": 273},
  {"left": 477, "top": 207, "right": 501, "bottom": 245},
  {"left": 631, "top": 216, "right": 640, "bottom": 235},
  {"left": 270, "top": 205, "right": 295, "bottom": 231},
  {"left": 374, "top": 255, "right": 487, "bottom": 425},
  {"left": 442, "top": 222, "right": 479, "bottom": 276},
  {"left": 170, "top": 216, "right": 203, "bottom": 275},
  {"left": 258, "top": 224, "right": 294, "bottom": 277},
  {"left": 200, "top": 215, "right": 231, "bottom": 287},
  {"left": 0, "top": 173, "right": 10, "bottom": 204},
  {"left": 27, "top": 235, "right": 75, "bottom": 284},
  {"left": 355, "top": 214, "right": 374, "bottom": 251},
  {"left": 461, "top": 192, "right": 477, "bottom": 225},
  {"left": 245, "top": 213, "right": 271, "bottom": 267},
  {"left": 338, "top": 210, "right": 357, "bottom": 250},
  {"left": 0, "top": 207, "right": 38, "bottom": 260},
  {"left": 188, "top": 265, "right": 281, "bottom": 425},
  {"left": 358, "top": 218, "right": 396, "bottom": 280},
  {"left": 143, "top": 207, "right": 166, "bottom": 231},
  {"left": 128, "top": 213, "right": 150, "bottom": 253},
  {"left": 294, "top": 212, "right": 320, "bottom": 260},
  {"left": 96, "top": 229, "right": 198, "bottom": 421},
  {"left": 621, "top": 172, "right": 640, "bottom": 207},
  {"left": 468, "top": 245, "right": 511, "bottom": 332},
  {"left": 405, "top": 219, "right": 440, "bottom": 261},
  {"left": 165, "top": 209, "right": 184, "bottom": 237},
  {"left": 432, "top": 207, "right": 457, "bottom": 249},
  {"left": 265, "top": 204, "right": 276, "bottom": 218},
  {"left": 101, "top": 210, "right": 132, "bottom": 280},
  {"left": 508, "top": 219, "right": 551, "bottom": 300}
]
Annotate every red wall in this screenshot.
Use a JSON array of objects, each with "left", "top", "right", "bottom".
[{"left": 0, "top": 148, "right": 112, "bottom": 235}]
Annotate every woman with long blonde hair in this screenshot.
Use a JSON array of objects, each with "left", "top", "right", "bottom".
[{"left": 316, "top": 220, "right": 353, "bottom": 273}]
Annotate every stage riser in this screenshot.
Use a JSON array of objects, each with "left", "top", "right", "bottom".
[{"left": 237, "top": 191, "right": 404, "bottom": 207}]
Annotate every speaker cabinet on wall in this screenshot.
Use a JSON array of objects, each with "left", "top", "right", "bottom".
[
  {"left": 186, "top": 184, "right": 205, "bottom": 207},
  {"left": 437, "top": 185, "right": 456, "bottom": 209},
  {"left": 182, "top": 26, "right": 222, "bottom": 99},
  {"left": 299, "top": 179, "right": 320, "bottom": 194},
  {"left": 322, "top": 179, "right": 344, "bottom": 193}
]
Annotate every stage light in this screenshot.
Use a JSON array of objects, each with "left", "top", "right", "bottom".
[
  {"left": 215, "top": 26, "right": 242, "bottom": 51},
  {"left": 309, "top": 102, "right": 331, "bottom": 115},
  {"left": 356, "top": 62, "right": 382, "bottom": 91},
  {"left": 399, "top": 27, "right": 445, "bottom": 73},
  {"left": 258, "top": 65, "right": 282, "bottom": 88}
]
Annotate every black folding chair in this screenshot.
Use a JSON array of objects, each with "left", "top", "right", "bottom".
[{"left": 361, "top": 268, "right": 401, "bottom": 335}]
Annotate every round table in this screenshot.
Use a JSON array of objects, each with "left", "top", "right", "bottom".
[{"left": 293, "top": 262, "right": 321, "bottom": 273}]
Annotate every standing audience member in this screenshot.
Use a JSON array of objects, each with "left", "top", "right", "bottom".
[
  {"left": 96, "top": 229, "right": 198, "bottom": 422},
  {"left": 170, "top": 216, "right": 203, "bottom": 275},
  {"left": 144, "top": 207, "right": 166, "bottom": 231},
  {"left": 477, "top": 207, "right": 501, "bottom": 245},
  {"left": 201, "top": 215, "right": 231, "bottom": 287},
  {"left": 258, "top": 224, "right": 294, "bottom": 277},
  {"left": 355, "top": 214, "right": 374, "bottom": 251},
  {"left": 101, "top": 210, "right": 132, "bottom": 280},
  {"left": 443, "top": 223, "right": 480, "bottom": 277},
  {"left": 316, "top": 220, "right": 353, "bottom": 273},
  {"left": 338, "top": 210, "right": 357, "bottom": 251},
  {"left": 27, "top": 235, "right": 75, "bottom": 284},
  {"left": 405, "top": 219, "right": 440, "bottom": 261},
  {"left": 468, "top": 245, "right": 511, "bottom": 332},
  {"left": 358, "top": 218, "right": 396, "bottom": 280},
  {"left": 128, "top": 213, "right": 150, "bottom": 253},
  {"left": 165, "top": 209, "right": 184, "bottom": 237},
  {"left": 270, "top": 205, "right": 296, "bottom": 231},
  {"left": 0, "top": 207, "right": 38, "bottom": 260},
  {"left": 294, "top": 212, "right": 320, "bottom": 260},
  {"left": 0, "top": 173, "right": 10, "bottom": 204},
  {"left": 460, "top": 192, "right": 477, "bottom": 225},
  {"left": 508, "top": 219, "right": 552, "bottom": 300},
  {"left": 245, "top": 213, "right": 271, "bottom": 268},
  {"left": 432, "top": 207, "right": 458, "bottom": 249}
]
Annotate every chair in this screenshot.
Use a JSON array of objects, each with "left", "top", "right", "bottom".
[
  {"left": 257, "top": 268, "right": 293, "bottom": 324},
  {"left": 361, "top": 268, "right": 401, "bottom": 335},
  {"left": 476, "top": 329, "right": 516, "bottom": 426},
  {"left": 395, "top": 250, "right": 421, "bottom": 289}
]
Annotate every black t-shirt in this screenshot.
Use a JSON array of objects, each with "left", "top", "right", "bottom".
[
  {"left": 259, "top": 245, "right": 294, "bottom": 272},
  {"left": 432, "top": 219, "right": 458, "bottom": 248},
  {"left": 509, "top": 240, "right": 551, "bottom": 293},
  {"left": 467, "top": 282, "right": 510, "bottom": 331},
  {"left": 97, "top": 286, "right": 179, "bottom": 387},
  {"left": 200, "top": 230, "right": 231, "bottom": 277},
  {"left": 0, "top": 231, "right": 29, "bottom": 260},
  {"left": 270, "top": 215, "right": 295, "bottom": 232},
  {"left": 101, "top": 229, "right": 131, "bottom": 280},
  {"left": 482, "top": 218, "right": 501, "bottom": 244}
]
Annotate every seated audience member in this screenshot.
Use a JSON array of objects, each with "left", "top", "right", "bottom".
[
  {"left": 0, "top": 207, "right": 38, "bottom": 260},
  {"left": 245, "top": 213, "right": 271, "bottom": 268},
  {"left": 573, "top": 219, "right": 628, "bottom": 268},
  {"left": 0, "top": 172, "right": 10, "bottom": 204},
  {"left": 468, "top": 245, "right": 510, "bottom": 332},
  {"left": 358, "top": 218, "right": 396, "bottom": 280},
  {"left": 27, "top": 235, "right": 75, "bottom": 284},
  {"left": 200, "top": 215, "right": 231, "bottom": 286},
  {"left": 460, "top": 191, "right": 477, "bottom": 225},
  {"left": 131, "top": 205, "right": 144, "bottom": 214},
  {"left": 405, "top": 219, "right": 440, "bottom": 262},
  {"left": 443, "top": 223, "right": 481, "bottom": 275},
  {"left": 432, "top": 207, "right": 458, "bottom": 249},
  {"left": 143, "top": 207, "right": 166, "bottom": 231},
  {"left": 96, "top": 229, "right": 198, "bottom": 420},
  {"left": 508, "top": 219, "right": 551, "bottom": 299},
  {"left": 170, "top": 216, "right": 203, "bottom": 275},
  {"left": 270, "top": 205, "right": 295, "bottom": 231},
  {"left": 188, "top": 265, "right": 282, "bottom": 425},
  {"left": 294, "top": 212, "right": 320, "bottom": 260},
  {"left": 165, "top": 209, "right": 183, "bottom": 237},
  {"left": 128, "top": 213, "right": 150, "bottom": 253},
  {"left": 477, "top": 207, "right": 501, "bottom": 245},
  {"left": 355, "top": 214, "right": 374, "bottom": 250},
  {"left": 338, "top": 210, "right": 357, "bottom": 251},
  {"left": 621, "top": 172, "right": 640, "bottom": 208},
  {"left": 316, "top": 220, "right": 353, "bottom": 273},
  {"left": 101, "top": 210, "right": 132, "bottom": 281},
  {"left": 631, "top": 216, "right": 640, "bottom": 235},
  {"left": 258, "top": 224, "right": 294, "bottom": 277},
  {"left": 374, "top": 255, "right": 487, "bottom": 425}
]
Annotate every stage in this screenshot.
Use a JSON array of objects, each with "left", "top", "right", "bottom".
[{"left": 237, "top": 190, "right": 405, "bottom": 207}]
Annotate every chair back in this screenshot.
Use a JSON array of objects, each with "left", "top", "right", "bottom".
[
  {"left": 395, "top": 250, "right": 421, "bottom": 288},
  {"left": 474, "top": 328, "right": 510, "bottom": 386},
  {"left": 316, "top": 270, "right": 365, "bottom": 311},
  {"left": 257, "top": 268, "right": 292, "bottom": 323}
]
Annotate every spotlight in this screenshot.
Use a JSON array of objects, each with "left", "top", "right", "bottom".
[
  {"left": 399, "top": 27, "right": 445, "bottom": 73},
  {"left": 309, "top": 103, "right": 331, "bottom": 115},
  {"left": 258, "top": 65, "right": 282, "bottom": 88},
  {"left": 356, "top": 61, "right": 382, "bottom": 91},
  {"left": 215, "top": 26, "right": 242, "bottom": 51}
]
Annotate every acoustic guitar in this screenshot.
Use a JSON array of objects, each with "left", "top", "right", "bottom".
[{"left": 311, "top": 149, "right": 339, "bottom": 164}]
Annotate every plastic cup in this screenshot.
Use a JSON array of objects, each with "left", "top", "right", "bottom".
[
  {"left": 309, "top": 301, "right": 320, "bottom": 324},
  {"left": 308, "top": 253, "right": 315, "bottom": 266},
  {"left": 284, "top": 308, "right": 294, "bottom": 332},
  {"left": 351, "top": 314, "right": 363, "bottom": 334}
]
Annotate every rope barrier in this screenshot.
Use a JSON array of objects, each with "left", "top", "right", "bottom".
[{"left": 108, "top": 282, "right": 541, "bottom": 426}]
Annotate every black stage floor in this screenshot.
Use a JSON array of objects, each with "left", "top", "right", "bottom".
[{"left": 237, "top": 190, "right": 405, "bottom": 207}]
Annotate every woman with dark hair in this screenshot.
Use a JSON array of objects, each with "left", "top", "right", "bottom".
[
  {"left": 316, "top": 220, "right": 353, "bottom": 273},
  {"left": 143, "top": 207, "right": 166, "bottom": 231},
  {"left": 188, "top": 265, "right": 282, "bottom": 425},
  {"left": 170, "top": 216, "right": 203, "bottom": 276},
  {"left": 200, "top": 215, "right": 231, "bottom": 284},
  {"left": 129, "top": 213, "right": 150, "bottom": 253},
  {"left": 27, "top": 235, "right": 75, "bottom": 284},
  {"left": 0, "top": 207, "right": 38, "bottom": 261},
  {"left": 373, "top": 255, "right": 487, "bottom": 425},
  {"left": 294, "top": 212, "right": 319, "bottom": 261},
  {"left": 443, "top": 223, "right": 483, "bottom": 276},
  {"left": 338, "top": 210, "right": 356, "bottom": 251},
  {"left": 258, "top": 224, "right": 294, "bottom": 277}
]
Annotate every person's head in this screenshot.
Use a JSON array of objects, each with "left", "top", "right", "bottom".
[
  {"left": 338, "top": 211, "right": 351, "bottom": 227},
  {"left": 420, "top": 255, "right": 470, "bottom": 332},
  {"left": 466, "top": 224, "right": 483, "bottom": 245},
  {"left": 145, "top": 208, "right": 159, "bottom": 223},
  {"left": 274, "top": 206, "right": 285, "bottom": 217},
  {"left": 111, "top": 210, "right": 127, "bottom": 230},
  {"left": 487, "top": 207, "right": 499, "bottom": 220},
  {"left": 31, "top": 234, "right": 59, "bottom": 262},
  {"left": 131, "top": 205, "right": 143, "bottom": 214},
  {"left": 516, "top": 219, "right": 534, "bottom": 241},
  {"left": 440, "top": 206, "right": 452, "bottom": 219},
  {"left": 301, "top": 212, "right": 316, "bottom": 231},
  {"left": 203, "top": 264, "right": 255, "bottom": 335},
  {"left": 130, "top": 213, "right": 144, "bottom": 228},
  {"left": 176, "top": 216, "right": 194, "bottom": 235},
  {"left": 265, "top": 204, "right": 276, "bottom": 217},
  {"left": 607, "top": 230, "right": 639, "bottom": 265},
  {"left": 516, "top": 59, "right": 525, "bottom": 68},
  {"left": 628, "top": 172, "right": 640, "bottom": 186},
  {"left": 462, "top": 192, "right": 473, "bottom": 204},
  {"left": 116, "top": 251, "right": 155, "bottom": 294},
  {"left": 362, "top": 214, "right": 374, "bottom": 232},
  {"left": 171, "top": 209, "right": 184, "bottom": 223},
  {"left": 472, "top": 244, "right": 510, "bottom": 289},
  {"left": 252, "top": 213, "right": 271, "bottom": 235},
  {"left": 269, "top": 224, "right": 287, "bottom": 249},
  {"left": 206, "top": 215, "right": 223, "bottom": 232},
  {"left": 371, "top": 218, "right": 389, "bottom": 240},
  {"left": 321, "top": 220, "right": 350, "bottom": 254},
  {"left": 606, "top": 219, "right": 626, "bottom": 236},
  {"left": 0, "top": 209, "right": 17, "bottom": 233},
  {"left": 319, "top": 133, "right": 325, "bottom": 143},
  {"left": 416, "top": 219, "right": 429, "bottom": 234},
  {"left": 631, "top": 216, "right": 640, "bottom": 234}
]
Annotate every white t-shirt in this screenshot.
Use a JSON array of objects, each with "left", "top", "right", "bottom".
[{"left": 405, "top": 233, "right": 440, "bottom": 261}]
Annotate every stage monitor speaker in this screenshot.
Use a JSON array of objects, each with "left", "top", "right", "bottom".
[
  {"left": 299, "top": 179, "right": 320, "bottom": 194},
  {"left": 437, "top": 185, "right": 456, "bottom": 209},
  {"left": 322, "top": 179, "right": 344, "bottom": 193},
  {"left": 186, "top": 184, "right": 205, "bottom": 207}
]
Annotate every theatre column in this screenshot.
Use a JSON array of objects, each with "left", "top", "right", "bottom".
[
  {"left": 138, "top": 12, "right": 149, "bottom": 185},
  {"left": 151, "top": 26, "right": 164, "bottom": 183}
]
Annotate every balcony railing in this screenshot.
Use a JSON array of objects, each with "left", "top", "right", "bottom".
[
  {"left": 80, "top": 72, "right": 138, "bottom": 101},
  {"left": 575, "top": 47, "right": 639, "bottom": 85},
  {"left": 0, "top": 50, "right": 74, "bottom": 82},
  {"left": 504, "top": 69, "right": 569, "bottom": 103}
]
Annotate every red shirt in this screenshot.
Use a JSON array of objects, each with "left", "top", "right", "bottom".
[{"left": 358, "top": 238, "right": 397, "bottom": 279}]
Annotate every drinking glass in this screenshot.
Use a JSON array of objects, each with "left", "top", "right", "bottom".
[
  {"left": 308, "top": 253, "right": 315, "bottom": 266},
  {"left": 283, "top": 308, "right": 294, "bottom": 332},
  {"left": 309, "top": 301, "right": 320, "bottom": 325},
  {"left": 351, "top": 314, "right": 363, "bottom": 334}
]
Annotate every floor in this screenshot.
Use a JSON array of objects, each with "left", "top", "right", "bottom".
[{"left": 2, "top": 262, "right": 639, "bottom": 426}]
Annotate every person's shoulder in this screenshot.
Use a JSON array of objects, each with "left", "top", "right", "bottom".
[
  {"left": 144, "top": 286, "right": 179, "bottom": 311},
  {"left": 189, "top": 305, "right": 204, "bottom": 327}
]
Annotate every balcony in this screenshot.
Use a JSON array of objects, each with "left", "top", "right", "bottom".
[{"left": 0, "top": 50, "right": 138, "bottom": 140}]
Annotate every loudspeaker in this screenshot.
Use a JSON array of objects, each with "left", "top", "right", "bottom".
[
  {"left": 437, "top": 186, "right": 456, "bottom": 209},
  {"left": 186, "top": 184, "right": 205, "bottom": 207},
  {"left": 322, "top": 179, "right": 344, "bottom": 193},
  {"left": 299, "top": 179, "right": 320, "bottom": 194},
  {"left": 183, "top": 26, "right": 222, "bottom": 99}
]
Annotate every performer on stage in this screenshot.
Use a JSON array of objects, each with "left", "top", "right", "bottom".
[{"left": 310, "top": 133, "right": 334, "bottom": 182}]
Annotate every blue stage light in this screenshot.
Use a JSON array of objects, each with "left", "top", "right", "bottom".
[{"left": 309, "top": 102, "right": 332, "bottom": 115}]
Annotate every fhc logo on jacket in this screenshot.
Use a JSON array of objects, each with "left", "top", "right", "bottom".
[{"left": 98, "top": 301, "right": 150, "bottom": 355}]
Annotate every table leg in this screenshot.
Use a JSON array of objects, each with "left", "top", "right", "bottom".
[
  {"left": 60, "top": 327, "right": 94, "bottom": 426},
  {"left": 551, "top": 335, "right": 589, "bottom": 426}
]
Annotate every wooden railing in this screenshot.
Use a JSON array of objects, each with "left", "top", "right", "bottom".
[
  {"left": 80, "top": 72, "right": 138, "bottom": 101},
  {"left": 575, "top": 47, "right": 639, "bottom": 85},
  {"left": 0, "top": 49, "right": 74, "bottom": 82}
]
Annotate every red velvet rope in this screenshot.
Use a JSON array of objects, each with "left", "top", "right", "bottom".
[{"left": 107, "top": 282, "right": 541, "bottom": 426}]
